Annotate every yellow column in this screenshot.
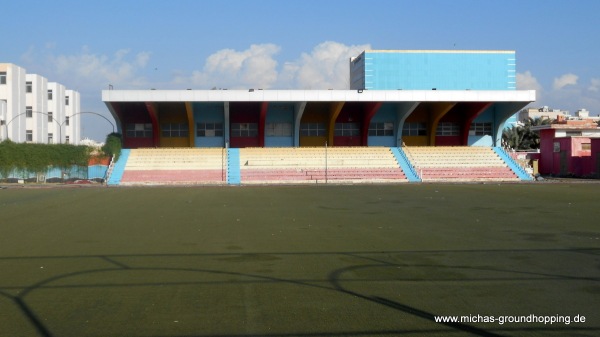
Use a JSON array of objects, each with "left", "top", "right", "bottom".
[
  {"left": 185, "top": 102, "right": 194, "bottom": 147},
  {"left": 327, "top": 102, "right": 345, "bottom": 146},
  {"left": 428, "top": 102, "right": 456, "bottom": 146}
]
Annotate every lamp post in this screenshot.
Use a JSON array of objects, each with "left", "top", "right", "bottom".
[
  {"left": 4, "top": 110, "right": 62, "bottom": 143},
  {"left": 3, "top": 110, "right": 116, "bottom": 144}
]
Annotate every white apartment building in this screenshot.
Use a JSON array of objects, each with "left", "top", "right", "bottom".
[{"left": 0, "top": 63, "right": 80, "bottom": 144}]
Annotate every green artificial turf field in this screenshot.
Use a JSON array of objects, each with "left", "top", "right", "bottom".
[{"left": 0, "top": 183, "right": 599, "bottom": 336}]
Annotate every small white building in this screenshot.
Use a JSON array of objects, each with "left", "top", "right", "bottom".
[{"left": 0, "top": 63, "right": 80, "bottom": 144}]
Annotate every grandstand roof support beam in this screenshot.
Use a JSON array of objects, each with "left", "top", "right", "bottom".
[
  {"left": 327, "top": 102, "right": 345, "bottom": 146},
  {"left": 145, "top": 102, "right": 160, "bottom": 147},
  {"left": 293, "top": 102, "right": 306, "bottom": 147},
  {"left": 105, "top": 102, "right": 123, "bottom": 134},
  {"left": 460, "top": 102, "right": 492, "bottom": 145},
  {"left": 259, "top": 102, "right": 268, "bottom": 147},
  {"left": 361, "top": 102, "right": 383, "bottom": 146},
  {"left": 491, "top": 102, "right": 531, "bottom": 146},
  {"left": 396, "top": 102, "right": 420, "bottom": 146},
  {"left": 185, "top": 102, "right": 194, "bottom": 147},
  {"left": 428, "top": 102, "right": 456, "bottom": 146},
  {"left": 224, "top": 102, "right": 230, "bottom": 147}
]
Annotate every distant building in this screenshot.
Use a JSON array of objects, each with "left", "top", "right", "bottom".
[
  {"left": 532, "top": 116, "right": 600, "bottom": 177},
  {"left": 518, "top": 106, "right": 599, "bottom": 124},
  {"left": 0, "top": 63, "right": 81, "bottom": 144}
]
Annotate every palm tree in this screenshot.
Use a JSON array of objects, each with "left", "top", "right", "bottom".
[{"left": 502, "top": 117, "right": 552, "bottom": 150}]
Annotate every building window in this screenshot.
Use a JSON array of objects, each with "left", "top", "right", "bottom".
[
  {"left": 26, "top": 82, "right": 32, "bottom": 93},
  {"left": 26, "top": 130, "right": 33, "bottom": 142},
  {"left": 196, "top": 123, "right": 223, "bottom": 137},
  {"left": 0, "top": 72, "right": 6, "bottom": 85},
  {"left": 65, "top": 96, "right": 69, "bottom": 106},
  {"left": 334, "top": 122, "right": 360, "bottom": 136},
  {"left": 469, "top": 122, "right": 492, "bottom": 136},
  {"left": 65, "top": 117, "right": 70, "bottom": 126},
  {"left": 48, "top": 112, "right": 53, "bottom": 123},
  {"left": 402, "top": 122, "right": 427, "bottom": 136},
  {"left": 162, "top": 123, "right": 189, "bottom": 137},
  {"left": 436, "top": 122, "right": 460, "bottom": 136},
  {"left": 26, "top": 106, "right": 33, "bottom": 118},
  {"left": 265, "top": 122, "right": 292, "bottom": 136},
  {"left": 65, "top": 136, "right": 70, "bottom": 144},
  {"left": 369, "top": 122, "right": 394, "bottom": 136},
  {"left": 126, "top": 123, "right": 153, "bottom": 138},
  {"left": 300, "top": 123, "right": 326, "bottom": 136},
  {"left": 48, "top": 90, "right": 53, "bottom": 100},
  {"left": 48, "top": 133, "right": 53, "bottom": 144},
  {"left": 231, "top": 123, "right": 258, "bottom": 137}
]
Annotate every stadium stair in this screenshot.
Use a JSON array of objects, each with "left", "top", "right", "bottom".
[
  {"left": 106, "top": 149, "right": 130, "bottom": 186},
  {"left": 390, "top": 147, "right": 421, "bottom": 182},
  {"left": 227, "top": 148, "right": 241, "bottom": 185},
  {"left": 493, "top": 147, "right": 533, "bottom": 181}
]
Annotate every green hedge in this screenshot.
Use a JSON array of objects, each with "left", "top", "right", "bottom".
[{"left": 0, "top": 140, "right": 92, "bottom": 177}]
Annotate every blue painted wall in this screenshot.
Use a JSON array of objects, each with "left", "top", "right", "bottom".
[
  {"left": 368, "top": 103, "right": 397, "bottom": 147},
  {"left": 354, "top": 51, "right": 516, "bottom": 91},
  {"left": 193, "top": 102, "right": 225, "bottom": 147},
  {"left": 467, "top": 108, "right": 496, "bottom": 146},
  {"left": 265, "top": 104, "right": 294, "bottom": 147}
]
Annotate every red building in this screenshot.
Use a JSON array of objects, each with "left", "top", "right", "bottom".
[{"left": 534, "top": 117, "right": 600, "bottom": 177}]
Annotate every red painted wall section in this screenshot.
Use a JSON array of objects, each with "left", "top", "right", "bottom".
[
  {"left": 538, "top": 129, "right": 556, "bottom": 174},
  {"left": 361, "top": 102, "right": 382, "bottom": 146},
  {"left": 460, "top": 102, "right": 492, "bottom": 145},
  {"left": 334, "top": 102, "right": 363, "bottom": 146},
  {"left": 570, "top": 137, "right": 592, "bottom": 176},
  {"left": 145, "top": 103, "right": 160, "bottom": 147},
  {"left": 259, "top": 102, "right": 268, "bottom": 147},
  {"left": 591, "top": 138, "right": 600, "bottom": 177},
  {"left": 435, "top": 106, "right": 463, "bottom": 146},
  {"left": 118, "top": 102, "right": 155, "bottom": 149},
  {"left": 230, "top": 102, "right": 260, "bottom": 148}
]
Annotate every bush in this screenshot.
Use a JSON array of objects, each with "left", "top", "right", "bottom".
[
  {"left": 0, "top": 139, "right": 91, "bottom": 178},
  {"left": 101, "top": 133, "right": 122, "bottom": 161}
]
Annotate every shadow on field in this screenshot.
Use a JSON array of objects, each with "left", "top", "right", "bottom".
[{"left": 2, "top": 248, "right": 599, "bottom": 337}]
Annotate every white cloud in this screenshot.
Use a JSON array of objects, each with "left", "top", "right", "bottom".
[
  {"left": 553, "top": 73, "right": 578, "bottom": 90},
  {"left": 188, "top": 44, "right": 280, "bottom": 89},
  {"left": 178, "top": 41, "right": 371, "bottom": 90},
  {"left": 279, "top": 41, "right": 371, "bottom": 89},
  {"left": 517, "top": 71, "right": 542, "bottom": 91},
  {"left": 588, "top": 78, "right": 600, "bottom": 92},
  {"left": 22, "top": 46, "right": 152, "bottom": 90}
]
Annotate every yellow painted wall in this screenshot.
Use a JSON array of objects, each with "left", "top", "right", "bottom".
[
  {"left": 402, "top": 136, "right": 429, "bottom": 146},
  {"left": 158, "top": 103, "right": 190, "bottom": 148},
  {"left": 300, "top": 103, "right": 329, "bottom": 147}
]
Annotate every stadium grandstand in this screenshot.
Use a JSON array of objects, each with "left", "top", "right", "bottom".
[{"left": 101, "top": 50, "right": 536, "bottom": 185}]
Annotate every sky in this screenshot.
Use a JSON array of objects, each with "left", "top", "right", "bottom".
[{"left": 3, "top": 0, "right": 600, "bottom": 141}]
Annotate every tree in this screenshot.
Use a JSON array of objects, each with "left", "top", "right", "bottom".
[{"left": 502, "top": 117, "right": 552, "bottom": 150}]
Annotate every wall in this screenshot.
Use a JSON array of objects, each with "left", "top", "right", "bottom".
[
  {"left": 362, "top": 50, "right": 515, "bottom": 90},
  {"left": 193, "top": 102, "right": 225, "bottom": 148},
  {"left": 265, "top": 103, "right": 294, "bottom": 147},
  {"left": 592, "top": 138, "right": 600, "bottom": 177},
  {"left": 368, "top": 103, "right": 397, "bottom": 147},
  {"left": 229, "top": 102, "right": 260, "bottom": 148},
  {"left": 300, "top": 102, "right": 328, "bottom": 147}
]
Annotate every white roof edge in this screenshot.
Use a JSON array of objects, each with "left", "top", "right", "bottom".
[{"left": 102, "top": 89, "right": 535, "bottom": 103}]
